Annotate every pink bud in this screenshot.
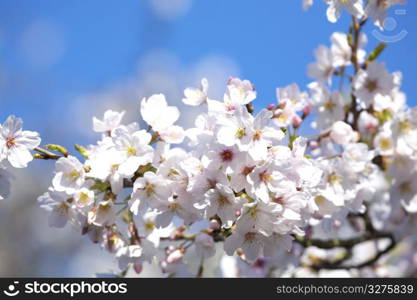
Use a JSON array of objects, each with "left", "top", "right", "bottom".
[
  {"left": 303, "top": 104, "right": 311, "bottom": 117},
  {"left": 309, "top": 140, "right": 319, "bottom": 149},
  {"left": 160, "top": 261, "right": 168, "bottom": 270},
  {"left": 209, "top": 219, "right": 220, "bottom": 230},
  {"left": 413, "top": 253, "right": 417, "bottom": 265},
  {"left": 253, "top": 258, "right": 266, "bottom": 269},
  {"left": 166, "top": 249, "right": 184, "bottom": 264},
  {"left": 133, "top": 262, "right": 143, "bottom": 274},
  {"left": 365, "top": 123, "right": 377, "bottom": 133},
  {"left": 292, "top": 114, "right": 302, "bottom": 128},
  {"left": 267, "top": 104, "right": 276, "bottom": 111},
  {"left": 167, "top": 245, "right": 176, "bottom": 254}
]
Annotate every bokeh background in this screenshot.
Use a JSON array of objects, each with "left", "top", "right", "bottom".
[{"left": 0, "top": 0, "right": 416, "bottom": 276}]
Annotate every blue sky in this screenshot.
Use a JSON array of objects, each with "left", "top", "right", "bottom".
[{"left": 0, "top": 0, "right": 416, "bottom": 144}]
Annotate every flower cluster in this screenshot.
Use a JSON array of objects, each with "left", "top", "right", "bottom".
[
  {"left": 304, "top": 0, "right": 405, "bottom": 29},
  {"left": 37, "top": 77, "right": 329, "bottom": 272}
]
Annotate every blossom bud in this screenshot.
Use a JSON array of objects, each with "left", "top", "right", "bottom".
[
  {"left": 177, "top": 225, "right": 186, "bottom": 233},
  {"left": 267, "top": 104, "right": 276, "bottom": 111},
  {"left": 166, "top": 245, "right": 176, "bottom": 254},
  {"left": 209, "top": 219, "right": 221, "bottom": 230},
  {"left": 45, "top": 144, "right": 69, "bottom": 157},
  {"left": 333, "top": 219, "right": 342, "bottom": 228},
  {"left": 309, "top": 140, "right": 319, "bottom": 150},
  {"left": 292, "top": 114, "right": 302, "bottom": 129},
  {"left": 302, "top": 104, "right": 311, "bottom": 119},
  {"left": 133, "top": 262, "right": 143, "bottom": 274},
  {"left": 166, "top": 249, "right": 184, "bottom": 264},
  {"left": 329, "top": 121, "right": 355, "bottom": 145}
]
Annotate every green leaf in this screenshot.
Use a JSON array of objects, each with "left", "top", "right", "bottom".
[
  {"left": 90, "top": 180, "right": 110, "bottom": 193},
  {"left": 374, "top": 109, "right": 392, "bottom": 124},
  {"left": 74, "top": 144, "right": 89, "bottom": 159},
  {"left": 45, "top": 144, "right": 69, "bottom": 157},
  {"left": 367, "top": 43, "right": 387, "bottom": 63},
  {"left": 289, "top": 135, "right": 298, "bottom": 150},
  {"left": 33, "top": 153, "right": 46, "bottom": 159}
]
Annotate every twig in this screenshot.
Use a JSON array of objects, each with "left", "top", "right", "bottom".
[
  {"left": 310, "top": 234, "right": 396, "bottom": 270},
  {"left": 33, "top": 146, "right": 62, "bottom": 160}
]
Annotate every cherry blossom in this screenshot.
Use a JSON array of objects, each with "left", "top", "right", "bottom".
[{"left": 0, "top": 115, "right": 41, "bottom": 168}]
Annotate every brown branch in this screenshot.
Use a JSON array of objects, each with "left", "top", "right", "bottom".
[
  {"left": 309, "top": 234, "right": 396, "bottom": 270},
  {"left": 349, "top": 17, "right": 367, "bottom": 130},
  {"left": 246, "top": 103, "right": 254, "bottom": 114},
  {"left": 293, "top": 231, "right": 390, "bottom": 250}
]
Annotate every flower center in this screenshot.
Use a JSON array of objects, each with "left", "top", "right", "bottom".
[
  {"left": 78, "top": 192, "right": 90, "bottom": 205},
  {"left": 168, "top": 202, "right": 179, "bottom": 211},
  {"left": 328, "top": 172, "right": 341, "bottom": 184},
  {"left": 235, "top": 128, "right": 246, "bottom": 139},
  {"left": 69, "top": 170, "right": 81, "bottom": 181},
  {"left": 399, "top": 121, "right": 412, "bottom": 133},
  {"left": 272, "top": 195, "right": 285, "bottom": 205},
  {"left": 225, "top": 104, "right": 236, "bottom": 112},
  {"left": 253, "top": 258, "right": 266, "bottom": 269},
  {"left": 365, "top": 79, "right": 378, "bottom": 93},
  {"left": 242, "top": 166, "right": 255, "bottom": 176},
  {"left": 324, "top": 100, "right": 335, "bottom": 111},
  {"left": 377, "top": 0, "right": 389, "bottom": 8},
  {"left": 399, "top": 182, "right": 411, "bottom": 195},
  {"left": 57, "top": 202, "right": 69, "bottom": 214},
  {"left": 126, "top": 146, "right": 137, "bottom": 156},
  {"left": 6, "top": 137, "right": 16, "bottom": 149},
  {"left": 379, "top": 137, "right": 392, "bottom": 151},
  {"left": 259, "top": 170, "right": 272, "bottom": 182},
  {"left": 314, "top": 195, "right": 327, "bottom": 206},
  {"left": 145, "top": 221, "right": 155, "bottom": 232},
  {"left": 220, "top": 149, "right": 234, "bottom": 162},
  {"left": 253, "top": 130, "right": 262, "bottom": 141},
  {"left": 145, "top": 183, "right": 155, "bottom": 197},
  {"left": 248, "top": 206, "right": 258, "bottom": 219},
  {"left": 218, "top": 194, "right": 230, "bottom": 206},
  {"left": 168, "top": 168, "right": 180, "bottom": 177},
  {"left": 244, "top": 232, "right": 257, "bottom": 242}
]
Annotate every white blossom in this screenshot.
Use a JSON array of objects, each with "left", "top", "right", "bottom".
[
  {"left": 183, "top": 78, "right": 209, "bottom": 106},
  {"left": 0, "top": 115, "right": 41, "bottom": 168},
  {"left": 93, "top": 110, "right": 125, "bottom": 134},
  {"left": 52, "top": 156, "right": 86, "bottom": 194},
  {"left": 353, "top": 61, "right": 397, "bottom": 108},
  {"left": 195, "top": 183, "right": 241, "bottom": 224},
  {"left": 308, "top": 45, "right": 334, "bottom": 84},
  {"left": 130, "top": 171, "right": 172, "bottom": 215}
]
